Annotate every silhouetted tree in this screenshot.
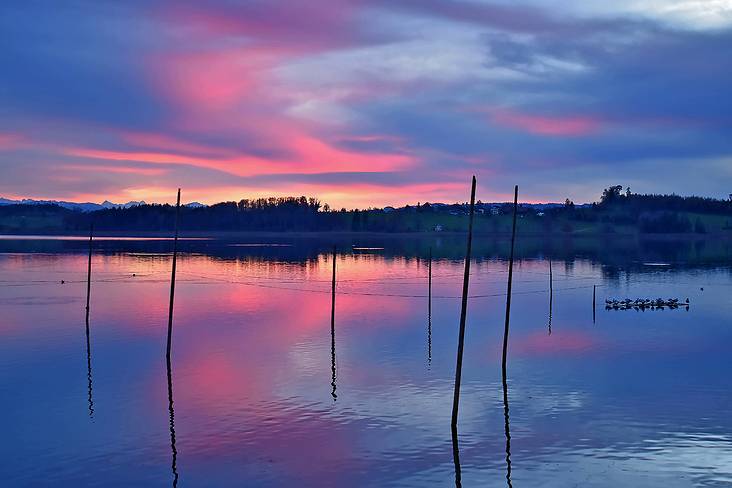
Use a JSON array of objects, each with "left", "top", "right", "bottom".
[{"left": 601, "top": 185, "right": 623, "bottom": 204}]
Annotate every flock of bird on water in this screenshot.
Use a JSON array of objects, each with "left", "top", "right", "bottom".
[{"left": 605, "top": 297, "right": 690, "bottom": 310}]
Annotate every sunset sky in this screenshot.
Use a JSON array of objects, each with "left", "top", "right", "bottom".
[{"left": 1, "top": 0, "right": 731, "bottom": 209}]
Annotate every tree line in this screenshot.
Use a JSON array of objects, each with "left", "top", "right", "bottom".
[{"left": 1, "top": 189, "right": 731, "bottom": 234}]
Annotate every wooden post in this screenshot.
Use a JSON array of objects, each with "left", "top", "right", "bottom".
[
  {"left": 428, "top": 247, "right": 432, "bottom": 315},
  {"left": 428, "top": 246, "right": 432, "bottom": 369},
  {"left": 593, "top": 284, "right": 596, "bottom": 323},
  {"left": 331, "top": 245, "right": 337, "bottom": 401},
  {"left": 502, "top": 185, "right": 518, "bottom": 377},
  {"left": 332, "top": 245, "right": 337, "bottom": 301},
  {"left": 501, "top": 185, "right": 518, "bottom": 488},
  {"left": 548, "top": 260, "right": 553, "bottom": 336},
  {"left": 451, "top": 176, "right": 476, "bottom": 429},
  {"left": 85, "top": 223, "right": 94, "bottom": 418},
  {"left": 85, "top": 223, "right": 93, "bottom": 318},
  {"left": 166, "top": 189, "right": 181, "bottom": 360},
  {"left": 549, "top": 261, "right": 553, "bottom": 293}
]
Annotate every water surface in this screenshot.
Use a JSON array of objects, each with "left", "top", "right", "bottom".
[{"left": 1, "top": 235, "right": 731, "bottom": 487}]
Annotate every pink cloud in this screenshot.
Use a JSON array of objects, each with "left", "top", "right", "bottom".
[
  {"left": 291, "top": 136, "right": 414, "bottom": 173},
  {"left": 61, "top": 147, "right": 242, "bottom": 171},
  {"left": 469, "top": 106, "right": 605, "bottom": 136},
  {"left": 335, "top": 134, "right": 409, "bottom": 144},
  {"left": 159, "top": 1, "right": 361, "bottom": 50},
  {"left": 118, "top": 131, "right": 238, "bottom": 158},
  {"left": 62, "top": 134, "right": 414, "bottom": 177},
  {"left": 150, "top": 47, "right": 284, "bottom": 113},
  {"left": 0, "top": 132, "right": 28, "bottom": 150},
  {"left": 59, "top": 164, "right": 167, "bottom": 176}
]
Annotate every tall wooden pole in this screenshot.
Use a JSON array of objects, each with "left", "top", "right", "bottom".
[
  {"left": 428, "top": 247, "right": 433, "bottom": 313},
  {"left": 85, "top": 223, "right": 94, "bottom": 418},
  {"left": 548, "top": 260, "right": 553, "bottom": 336},
  {"left": 428, "top": 247, "right": 432, "bottom": 314},
  {"left": 501, "top": 185, "right": 518, "bottom": 488},
  {"left": 549, "top": 260, "right": 553, "bottom": 293},
  {"left": 502, "top": 185, "right": 518, "bottom": 377},
  {"left": 332, "top": 245, "right": 337, "bottom": 301},
  {"left": 166, "top": 189, "right": 181, "bottom": 360},
  {"left": 85, "top": 223, "right": 93, "bottom": 318},
  {"left": 451, "top": 176, "right": 476, "bottom": 428},
  {"left": 428, "top": 246, "right": 432, "bottom": 369}
]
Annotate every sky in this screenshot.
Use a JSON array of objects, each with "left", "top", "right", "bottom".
[{"left": 1, "top": 0, "right": 731, "bottom": 209}]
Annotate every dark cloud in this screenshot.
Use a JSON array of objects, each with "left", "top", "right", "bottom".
[
  {"left": 356, "top": 14, "right": 732, "bottom": 185},
  {"left": 376, "top": 0, "right": 639, "bottom": 36},
  {"left": 0, "top": 0, "right": 168, "bottom": 128}
]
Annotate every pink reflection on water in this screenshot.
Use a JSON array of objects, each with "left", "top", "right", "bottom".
[{"left": 512, "top": 329, "right": 597, "bottom": 357}]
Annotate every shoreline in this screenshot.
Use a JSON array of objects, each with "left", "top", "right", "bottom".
[{"left": 1, "top": 229, "right": 730, "bottom": 241}]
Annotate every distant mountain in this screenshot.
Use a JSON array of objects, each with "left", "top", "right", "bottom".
[
  {"left": 0, "top": 197, "right": 147, "bottom": 212},
  {"left": 398, "top": 202, "right": 589, "bottom": 210},
  {"left": 0, "top": 197, "right": 209, "bottom": 211}
]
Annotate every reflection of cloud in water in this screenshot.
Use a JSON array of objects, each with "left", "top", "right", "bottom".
[
  {"left": 228, "top": 243, "right": 293, "bottom": 247},
  {"left": 289, "top": 339, "right": 326, "bottom": 376},
  {"left": 511, "top": 329, "right": 597, "bottom": 357},
  {"left": 501, "top": 432, "right": 732, "bottom": 487},
  {"left": 0, "top": 296, "right": 81, "bottom": 306},
  {"left": 176, "top": 379, "right": 505, "bottom": 485},
  {"left": 4, "top": 248, "right": 732, "bottom": 486},
  {"left": 514, "top": 385, "right": 587, "bottom": 417},
  {"left": 640, "top": 432, "right": 732, "bottom": 483}
]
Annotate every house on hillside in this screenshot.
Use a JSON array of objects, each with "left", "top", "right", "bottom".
[{"left": 501, "top": 204, "right": 530, "bottom": 217}]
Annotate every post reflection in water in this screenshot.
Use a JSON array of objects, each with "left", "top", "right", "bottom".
[
  {"left": 330, "top": 312, "right": 337, "bottom": 402},
  {"left": 85, "top": 223, "right": 94, "bottom": 418},
  {"left": 451, "top": 423, "right": 462, "bottom": 488},
  {"left": 330, "top": 245, "right": 337, "bottom": 402},
  {"left": 502, "top": 370, "right": 513, "bottom": 488},
  {"left": 166, "top": 354, "right": 179, "bottom": 488},
  {"left": 85, "top": 315, "right": 94, "bottom": 418}
]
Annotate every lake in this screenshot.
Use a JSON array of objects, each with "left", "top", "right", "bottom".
[{"left": 1, "top": 234, "right": 731, "bottom": 487}]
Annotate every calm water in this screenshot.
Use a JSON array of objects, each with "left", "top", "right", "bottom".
[{"left": 1, "top": 235, "right": 731, "bottom": 487}]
